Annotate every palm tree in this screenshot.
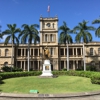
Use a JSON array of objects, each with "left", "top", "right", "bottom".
[
  {"left": 92, "top": 17, "right": 100, "bottom": 37},
  {"left": 59, "top": 21, "right": 73, "bottom": 71},
  {"left": 73, "top": 20, "right": 95, "bottom": 71},
  {"left": 18, "top": 24, "right": 39, "bottom": 71},
  {"left": 0, "top": 25, "right": 2, "bottom": 39},
  {"left": 2, "top": 24, "right": 21, "bottom": 70}
]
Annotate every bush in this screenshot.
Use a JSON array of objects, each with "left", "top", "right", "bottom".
[
  {"left": 90, "top": 72, "right": 100, "bottom": 84},
  {"left": 1, "top": 66, "right": 11, "bottom": 72},
  {"left": 0, "top": 76, "right": 2, "bottom": 83},
  {"left": 1, "top": 66, "right": 23, "bottom": 72},
  {"left": 0, "top": 71, "right": 42, "bottom": 80},
  {"left": 86, "top": 66, "right": 97, "bottom": 71}
]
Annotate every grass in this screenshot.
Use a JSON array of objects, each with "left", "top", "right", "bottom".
[{"left": 0, "top": 76, "right": 100, "bottom": 94}]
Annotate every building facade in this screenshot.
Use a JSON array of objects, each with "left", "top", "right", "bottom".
[{"left": 0, "top": 16, "right": 100, "bottom": 71}]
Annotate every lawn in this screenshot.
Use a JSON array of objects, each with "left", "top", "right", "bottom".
[{"left": 0, "top": 76, "right": 100, "bottom": 94}]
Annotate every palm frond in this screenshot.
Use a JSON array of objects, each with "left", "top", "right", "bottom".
[
  {"left": 2, "top": 30, "right": 11, "bottom": 36},
  {"left": 4, "top": 35, "right": 11, "bottom": 45},
  {"left": 92, "top": 19, "right": 100, "bottom": 24},
  {"left": 95, "top": 26, "right": 100, "bottom": 37}
]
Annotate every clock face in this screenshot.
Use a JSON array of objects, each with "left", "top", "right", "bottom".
[{"left": 46, "top": 23, "right": 51, "bottom": 27}]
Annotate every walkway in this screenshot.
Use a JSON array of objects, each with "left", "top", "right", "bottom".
[{"left": 0, "top": 91, "right": 100, "bottom": 100}]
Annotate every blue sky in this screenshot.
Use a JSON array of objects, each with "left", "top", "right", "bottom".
[{"left": 0, "top": 0, "right": 100, "bottom": 42}]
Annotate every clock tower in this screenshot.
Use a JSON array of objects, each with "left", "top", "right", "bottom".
[{"left": 39, "top": 16, "right": 59, "bottom": 70}]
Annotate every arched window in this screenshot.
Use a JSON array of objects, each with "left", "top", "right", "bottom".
[
  {"left": 98, "top": 48, "right": 100, "bottom": 55},
  {"left": 90, "top": 48, "right": 93, "bottom": 55},
  {"left": 5, "top": 49, "right": 9, "bottom": 56},
  {"left": 4, "top": 62, "right": 8, "bottom": 66}
]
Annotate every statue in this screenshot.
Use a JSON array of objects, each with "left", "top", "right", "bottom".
[{"left": 44, "top": 47, "right": 50, "bottom": 59}]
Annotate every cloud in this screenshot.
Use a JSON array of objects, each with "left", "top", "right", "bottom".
[
  {"left": 12, "top": 0, "right": 19, "bottom": 4},
  {"left": 74, "top": 12, "right": 82, "bottom": 16}
]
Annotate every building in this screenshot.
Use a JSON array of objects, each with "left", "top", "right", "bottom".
[{"left": 0, "top": 16, "right": 100, "bottom": 71}]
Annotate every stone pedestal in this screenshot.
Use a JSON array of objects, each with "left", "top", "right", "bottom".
[{"left": 40, "top": 60, "right": 53, "bottom": 77}]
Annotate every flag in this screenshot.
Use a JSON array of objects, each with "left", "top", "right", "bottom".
[{"left": 47, "top": 5, "right": 50, "bottom": 12}]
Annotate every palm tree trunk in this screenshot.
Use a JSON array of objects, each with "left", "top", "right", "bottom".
[
  {"left": 83, "top": 43, "right": 86, "bottom": 71},
  {"left": 28, "top": 41, "right": 30, "bottom": 72},
  {"left": 11, "top": 38, "right": 13, "bottom": 72},
  {"left": 67, "top": 41, "right": 69, "bottom": 71}
]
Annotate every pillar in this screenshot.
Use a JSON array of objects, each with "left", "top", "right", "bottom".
[
  {"left": 76, "top": 48, "right": 77, "bottom": 56},
  {"left": 73, "top": 48, "right": 74, "bottom": 57},
  {"left": 73, "top": 60, "right": 75, "bottom": 70}
]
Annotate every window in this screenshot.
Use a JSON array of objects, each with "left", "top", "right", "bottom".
[
  {"left": 50, "top": 48, "right": 53, "bottom": 55},
  {"left": 90, "top": 48, "right": 93, "bottom": 55},
  {"left": 98, "top": 48, "right": 100, "bottom": 55},
  {"left": 34, "top": 49, "right": 38, "bottom": 56},
  {"left": 45, "top": 34, "right": 47, "bottom": 42},
  {"left": 60, "top": 48, "right": 64, "bottom": 55},
  {"left": 18, "top": 49, "right": 21, "bottom": 56},
  {"left": 4, "top": 62, "right": 8, "bottom": 66},
  {"left": 5, "top": 49, "right": 9, "bottom": 56},
  {"left": 50, "top": 34, "right": 53, "bottom": 42}
]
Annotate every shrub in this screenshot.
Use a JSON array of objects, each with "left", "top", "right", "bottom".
[
  {"left": 0, "top": 71, "right": 42, "bottom": 80},
  {"left": 86, "top": 66, "right": 97, "bottom": 71},
  {"left": 0, "top": 76, "right": 2, "bottom": 83},
  {"left": 1, "top": 66, "right": 11, "bottom": 72},
  {"left": 90, "top": 72, "right": 100, "bottom": 84},
  {"left": 1, "top": 66, "right": 23, "bottom": 72}
]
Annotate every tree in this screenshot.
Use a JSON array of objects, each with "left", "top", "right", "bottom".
[
  {"left": 2, "top": 24, "right": 21, "bottom": 70},
  {"left": 18, "top": 24, "right": 39, "bottom": 71},
  {"left": 73, "top": 20, "right": 95, "bottom": 71},
  {"left": 59, "top": 21, "right": 73, "bottom": 71},
  {"left": 92, "top": 17, "right": 100, "bottom": 37},
  {"left": 0, "top": 25, "right": 2, "bottom": 39}
]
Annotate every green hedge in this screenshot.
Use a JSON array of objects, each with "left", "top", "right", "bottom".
[
  {"left": 0, "top": 71, "right": 100, "bottom": 85},
  {"left": 0, "top": 71, "right": 42, "bottom": 79}
]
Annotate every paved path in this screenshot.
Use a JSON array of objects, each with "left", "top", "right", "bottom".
[{"left": 0, "top": 91, "right": 100, "bottom": 100}]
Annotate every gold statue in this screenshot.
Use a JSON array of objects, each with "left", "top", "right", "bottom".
[{"left": 44, "top": 47, "right": 50, "bottom": 59}]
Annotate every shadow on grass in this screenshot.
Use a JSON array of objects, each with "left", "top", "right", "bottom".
[{"left": 0, "top": 80, "right": 5, "bottom": 84}]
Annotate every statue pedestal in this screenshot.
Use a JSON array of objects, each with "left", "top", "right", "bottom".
[{"left": 40, "top": 60, "right": 53, "bottom": 77}]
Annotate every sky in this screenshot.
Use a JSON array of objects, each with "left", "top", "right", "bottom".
[{"left": 0, "top": 0, "right": 100, "bottom": 43}]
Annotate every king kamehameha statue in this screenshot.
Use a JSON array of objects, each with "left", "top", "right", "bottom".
[{"left": 40, "top": 46, "right": 53, "bottom": 77}]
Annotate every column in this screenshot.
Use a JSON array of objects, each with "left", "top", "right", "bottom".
[
  {"left": 38, "top": 49, "right": 39, "bottom": 56},
  {"left": 21, "top": 49, "right": 22, "bottom": 56},
  {"left": 24, "top": 49, "right": 26, "bottom": 56},
  {"left": 38, "top": 61, "right": 39, "bottom": 70},
  {"left": 76, "top": 48, "right": 77, "bottom": 56},
  {"left": 76, "top": 60, "right": 78, "bottom": 69},
  {"left": 64, "top": 48, "right": 65, "bottom": 56},
  {"left": 21, "top": 61, "right": 22, "bottom": 69},
  {"left": 33, "top": 48, "right": 34, "bottom": 56},
  {"left": 73, "top": 60, "right": 75, "bottom": 70},
  {"left": 24, "top": 61, "right": 25, "bottom": 71},
  {"left": 73, "top": 48, "right": 74, "bottom": 57},
  {"left": 64, "top": 61, "right": 66, "bottom": 69},
  {"left": 30, "top": 48, "right": 31, "bottom": 56},
  {"left": 81, "top": 48, "right": 83, "bottom": 56}
]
